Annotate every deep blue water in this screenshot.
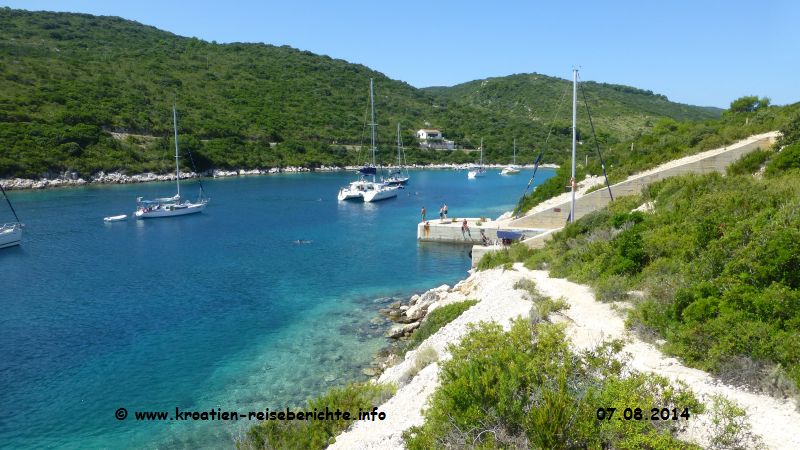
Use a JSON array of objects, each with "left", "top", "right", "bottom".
[{"left": 0, "top": 168, "right": 553, "bottom": 449}]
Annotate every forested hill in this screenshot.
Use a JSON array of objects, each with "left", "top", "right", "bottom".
[
  {"left": 425, "top": 73, "right": 722, "bottom": 139},
  {"left": 1, "top": 8, "right": 720, "bottom": 178}
]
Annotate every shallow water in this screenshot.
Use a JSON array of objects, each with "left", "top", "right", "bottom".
[{"left": 0, "top": 168, "right": 553, "bottom": 448}]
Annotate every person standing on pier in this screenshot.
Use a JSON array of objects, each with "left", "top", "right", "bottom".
[
  {"left": 443, "top": 203, "right": 448, "bottom": 220},
  {"left": 421, "top": 207, "right": 426, "bottom": 222}
]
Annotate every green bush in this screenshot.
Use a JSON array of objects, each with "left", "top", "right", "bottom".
[
  {"left": 404, "top": 320, "right": 702, "bottom": 449},
  {"left": 726, "top": 149, "right": 771, "bottom": 176},
  {"left": 406, "top": 300, "right": 477, "bottom": 351},
  {"left": 242, "top": 382, "right": 395, "bottom": 450},
  {"left": 476, "top": 243, "right": 535, "bottom": 271},
  {"left": 765, "top": 141, "right": 800, "bottom": 176}
]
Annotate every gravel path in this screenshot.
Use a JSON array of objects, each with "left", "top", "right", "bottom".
[{"left": 330, "top": 265, "right": 799, "bottom": 449}]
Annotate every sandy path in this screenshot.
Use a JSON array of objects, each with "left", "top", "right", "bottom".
[{"left": 528, "top": 269, "right": 800, "bottom": 449}]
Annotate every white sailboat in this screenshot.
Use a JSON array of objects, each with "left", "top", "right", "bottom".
[
  {"left": 135, "top": 106, "right": 208, "bottom": 218},
  {"left": 384, "top": 123, "right": 410, "bottom": 186},
  {"left": 501, "top": 138, "right": 521, "bottom": 175},
  {"left": 338, "top": 79, "right": 398, "bottom": 202},
  {"left": 0, "top": 181, "right": 22, "bottom": 249},
  {"left": 467, "top": 138, "right": 486, "bottom": 179}
]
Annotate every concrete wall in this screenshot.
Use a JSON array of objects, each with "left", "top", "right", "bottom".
[
  {"left": 417, "top": 218, "right": 499, "bottom": 245},
  {"left": 508, "top": 133, "right": 777, "bottom": 230},
  {"left": 469, "top": 132, "right": 778, "bottom": 267}
]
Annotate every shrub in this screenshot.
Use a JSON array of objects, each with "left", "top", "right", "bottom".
[
  {"left": 765, "top": 141, "right": 800, "bottom": 176},
  {"left": 708, "top": 395, "right": 765, "bottom": 450},
  {"left": 405, "top": 346, "right": 439, "bottom": 379},
  {"left": 403, "top": 320, "right": 702, "bottom": 449},
  {"left": 406, "top": 300, "right": 477, "bottom": 351},
  {"left": 594, "top": 275, "right": 630, "bottom": 302},
  {"left": 726, "top": 149, "right": 771, "bottom": 176},
  {"left": 477, "top": 243, "right": 536, "bottom": 271},
  {"left": 242, "top": 382, "right": 395, "bottom": 450}
]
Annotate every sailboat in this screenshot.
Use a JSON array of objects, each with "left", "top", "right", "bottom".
[
  {"left": 135, "top": 106, "right": 208, "bottom": 218},
  {"left": 467, "top": 138, "right": 486, "bottom": 179},
  {"left": 0, "top": 181, "right": 22, "bottom": 249},
  {"left": 501, "top": 138, "right": 521, "bottom": 175},
  {"left": 384, "top": 123, "right": 410, "bottom": 186},
  {"left": 337, "top": 79, "right": 398, "bottom": 202}
]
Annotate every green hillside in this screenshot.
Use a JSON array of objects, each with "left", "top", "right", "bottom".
[
  {"left": 1, "top": 8, "right": 723, "bottom": 178},
  {"left": 425, "top": 73, "right": 722, "bottom": 140}
]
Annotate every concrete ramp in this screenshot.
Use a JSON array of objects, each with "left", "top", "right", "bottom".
[
  {"left": 508, "top": 132, "right": 778, "bottom": 230},
  {"left": 470, "top": 131, "right": 779, "bottom": 267}
]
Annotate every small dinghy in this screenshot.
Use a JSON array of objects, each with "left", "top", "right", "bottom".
[{"left": 104, "top": 214, "right": 128, "bottom": 222}]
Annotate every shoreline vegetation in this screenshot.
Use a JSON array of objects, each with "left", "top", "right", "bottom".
[{"left": 0, "top": 163, "right": 559, "bottom": 191}]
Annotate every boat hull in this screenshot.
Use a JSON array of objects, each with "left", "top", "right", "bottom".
[
  {"left": 501, "top": 167, "right": 520, "bottom": 175},
  {"left": 363, "top": 187, "right": 398, "bottom": 202},
  {"left": 104, "top": 214, "right": 128, "bottom": 222},
  {"left": 467, "top": 170, "right": 486, "bottom": 179},
  {"left": 135, "top": 202, "right": 206, "bottom": 219},
  {"left": 338, "top": 189, "right": 363, "bottom": 201},
  {"left": 384, "top": 177, "right": 409, "bottom": 186},
  {"left": 0, "top": 225, "right": 22, "bottom": 249}
]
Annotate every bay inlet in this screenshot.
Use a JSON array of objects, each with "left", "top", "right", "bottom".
[{"left": 0, "top": 168, "right": 553, "bottom": 448}]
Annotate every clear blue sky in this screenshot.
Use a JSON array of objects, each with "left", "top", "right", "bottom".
[{"left": 3, "top": 0, "right": 798, "bottom": 107}]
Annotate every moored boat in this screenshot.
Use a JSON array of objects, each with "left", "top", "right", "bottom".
[{"left": 135, "top": 106, "right": 208, "bottom": 218}]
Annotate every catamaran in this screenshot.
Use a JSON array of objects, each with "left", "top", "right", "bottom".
[
  {"left": 467, "top": 138, "right": 486, "bottom": 179},
  {"left": 0, "top": 181, "right": 22, "bottom": 249},
  {"left": 501, "top": 138, "right": 521, "bottom": 175},
  {"left": 135, "top": 106, "right": 208, "bottom": 218},
  {"left": 384, "top": 123, "right": 410, "bottom": 186},
  {"left": 337, "top": 79, "right": 398, "bottom": 202}
]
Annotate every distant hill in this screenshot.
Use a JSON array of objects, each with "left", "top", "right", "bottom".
[
  {"left": 424, "top": 73, "right": 722, "bottom": 140},
  {"left": 0, "top": 8, "right": 722, "bottom": 178}
]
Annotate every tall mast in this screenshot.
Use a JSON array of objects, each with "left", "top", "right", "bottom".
[
  {"left": 397, "top": 122, "right": 401, "bottom": 165},
  {"left": 513, "top": 138, "right": 516, "bottom": 164},
  {"left": 570, "top": 69, "right": 577, "bottom": 223},
  {"left": 480, "top": 138, "right": 484, "bottom": 167},
  {"left": 0, "top": 182, "right": 20, "bottom": 223},
  {"left": 173, "top": 105, "right": 181, "bottom": 199},
  {"left": 369, "top": 78, "right": 376, "bottom": 181}
]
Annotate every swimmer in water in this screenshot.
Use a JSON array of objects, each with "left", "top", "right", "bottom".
[{"left": 293, "top": 239, "right": 312, "bottom": 245}]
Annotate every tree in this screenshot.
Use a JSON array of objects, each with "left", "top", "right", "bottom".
[{"left": 729, "top": 96, "right": 770, "bottom": 113}]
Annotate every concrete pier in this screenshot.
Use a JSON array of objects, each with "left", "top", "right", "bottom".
[{"left": 416, "top": 218, "right": 547, "bottom": 246}]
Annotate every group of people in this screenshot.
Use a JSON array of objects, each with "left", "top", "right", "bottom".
[
  {"left": 419, "top": 204, "right": 450, "bottom": 223},
  {"left": 419, "top": 204, "right": 490, "bottom": 245}
]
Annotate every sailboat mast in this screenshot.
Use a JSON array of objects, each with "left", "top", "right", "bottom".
[
  {"left": 173, "top": 105, "right": 181, "bottom": 199},
  {"left": 369, "top": 78, "right": 376, "bottom": 181},
  {"left": 0, "top": 182, "right": 20, "bottom": 223},
  {"left": 513, "top": 138, "right": 516, "bottom": 164},
  {"left": 480, "top": 138, "right": 484, "bottom": 167},
  {"left": 397, "top": 122, "right": 401, "bottom": 165},
  {"left": 570, "top": 69, "right": 578, "bottom": 223}
]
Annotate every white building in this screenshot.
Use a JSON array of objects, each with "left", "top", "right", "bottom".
[{"left": 416, "top": 129, "right": 455, "bottom": 150}]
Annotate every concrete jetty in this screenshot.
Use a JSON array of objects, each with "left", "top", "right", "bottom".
[{"left": 415, "top": 131, "right": 779, "bottom": 267}]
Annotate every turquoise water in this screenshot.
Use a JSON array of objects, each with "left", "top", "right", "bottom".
[{"left": 0, "top": 168, "right": 553, "bottom": 449}]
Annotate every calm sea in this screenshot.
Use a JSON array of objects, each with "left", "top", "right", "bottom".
[{"left": 0, "top": 168, "right": 553, "bottom": 449}]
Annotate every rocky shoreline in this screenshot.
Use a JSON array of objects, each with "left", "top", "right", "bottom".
[{"left": 1, "top": 163, "right": 559, "bottom": 191}]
